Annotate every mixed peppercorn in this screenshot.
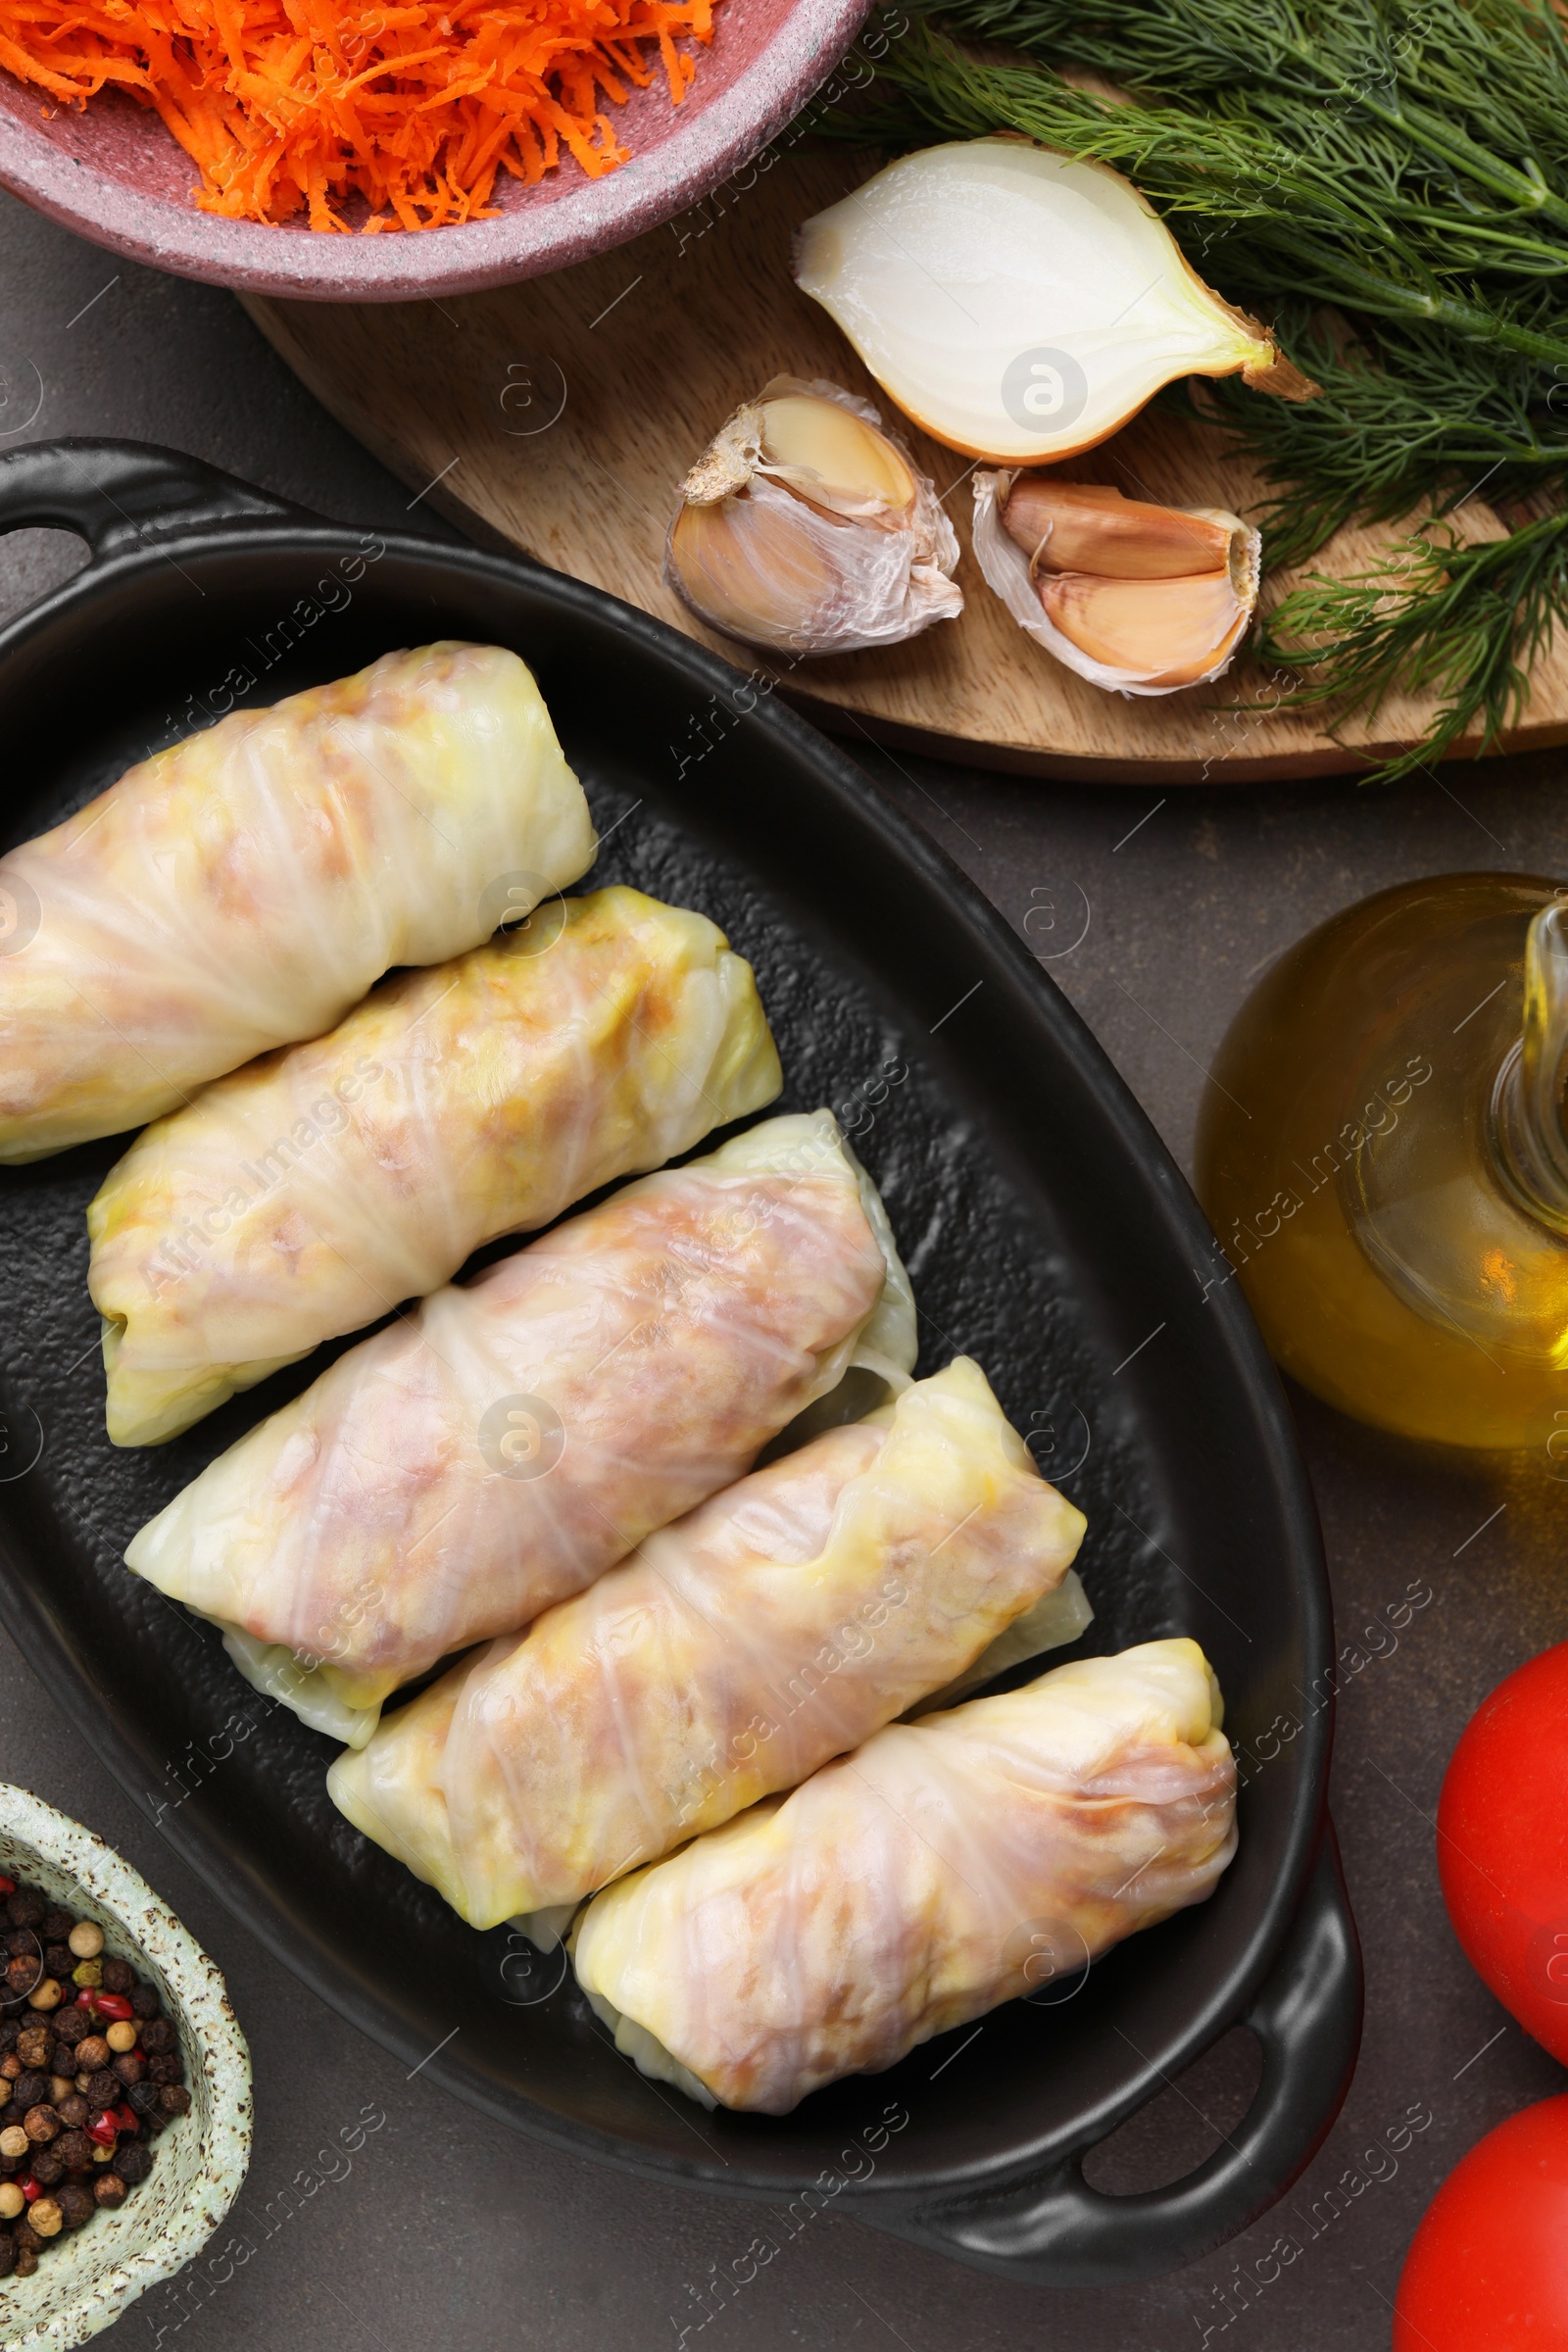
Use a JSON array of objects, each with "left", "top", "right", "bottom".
[{"left": 0, "top": 1874, "right": 189, "bottom": 2280}]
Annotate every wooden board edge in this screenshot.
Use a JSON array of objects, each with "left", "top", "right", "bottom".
[{"left": 789, "top": 699, "right": 1568, "bottom": 785}]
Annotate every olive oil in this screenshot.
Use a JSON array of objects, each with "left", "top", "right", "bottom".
[{"left": 1195, "top": 874, "right": 1568, "bottom": 1449}]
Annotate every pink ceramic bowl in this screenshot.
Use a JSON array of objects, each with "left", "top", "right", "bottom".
[{"left": 0, "top": 0, "right": 869, "bottom": 300}]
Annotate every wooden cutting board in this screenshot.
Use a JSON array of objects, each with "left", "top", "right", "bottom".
[{"left": 243, "top": 146, "right": 1568, "bottom": 783}]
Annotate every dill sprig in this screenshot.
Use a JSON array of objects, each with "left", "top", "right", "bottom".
[
  {"left": 1258, "top": 514, "right": 1568, "bottom": 776},
  {"left": 1192, "top": 315, "right": 1568, "bottom": 566},
  {"left": 822, "top": 0, "right": 1568, "bottom": 775}
]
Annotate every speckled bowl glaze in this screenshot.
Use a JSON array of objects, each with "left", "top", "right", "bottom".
[
  {"left": 0, "top": 1788, "right": 251, "bottom": 2349},
  {"left": 0, "top": 0, "right": 870, "bottom": 300}
]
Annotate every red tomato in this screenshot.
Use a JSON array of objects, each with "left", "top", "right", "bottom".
[
  {"left": 1438, "top": 1640, "right": 1568, "bottom": 2064},
  {"left": 1395, "top": 2096, "right": 1568, "bottom": 2349}
]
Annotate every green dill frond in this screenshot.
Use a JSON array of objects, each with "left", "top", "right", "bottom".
[
  {"left": 1258, "top": 514, "right": 1568, "bottom": 779},
  {"left": 1191, "top": 317, "right": 1568, "bottom": 566}
]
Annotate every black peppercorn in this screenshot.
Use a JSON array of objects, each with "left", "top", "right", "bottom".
[
  {"left": 126, "top": 2082, "right": 162, "bottom": 2123},
  {"left": 43, "top": 1946, "right": 73, "bottom": 1983},
  {"left": 3, "top": 1933, "right": 33, "bottom": 1963},
  {"left": 0, "top": 2230, "right": 14, "bottom": 2278},
  {"left": 137, "top": 2020, "right": 175, "bottom": 2056},
  {"left": 28, "top": 2149, "right": 63, "bottom": 2187},
  {"left": 100, "top": 1961, "right": 134, "bottom": 1997},
  {"left": 11, "top": 2074, "right": 48, "bottom": 2113},
  {"left": 23, "top": 2104, "right": 62, "bottom": 2144},
  {"left": 129, "top": 1985, "right": 158, "bottom": 2022},
  {"left": 55, "top": 2095, "right": 87, "bottom": 2131},
  {"left": 4, "top": 1957, "right": 37, "bottom": 1998},
  {"left": 85, "top": 2071, "right": 120, "bottom": 2111},
  {"left": 54, "top": 2130, "right": 93, "bottom": 2173},
  {"left": 111, "top": 2054, "right": 144, "bottom": 2088},
  {"left": 57, "top": 2183, "right": 94, "bottom": 2230},
  {"left": 0, "top": 2023, "right": 17, "bottom": 2056},
  {"left": 16, "top": 2026, "right": 53, "bottom": 2073},
  {"left": 5, "top": 1893, "right": 43, "bottom": 1931},
  {"left": 39, "top": 1910, "right": 73, "bottom": 1946},
  {"left": 146, "top": 2054, "right": 182, "bottom": 2087},
  {"left": 158, "top": 2085, "right": 192, "bottom": 2120},
  {"left": 93, "top": 2172, "right": 126, "bottom": 2210},
  {"left": 112, "top": 2141, "right": 152, "bottom": 2184},
  {"left": 52, "top": 2009, "right": 88, "bottom": 2051}
]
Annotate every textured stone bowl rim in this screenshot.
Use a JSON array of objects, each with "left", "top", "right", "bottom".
[
  {"left": 0, "top": 1785, "right": 252, "bottom": 2350},
  {"left": 0, "top": 0, "right": 870, "bottom": 301}
]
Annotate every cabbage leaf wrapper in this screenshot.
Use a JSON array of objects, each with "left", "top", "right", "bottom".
[
  {"left": 572, "top": 1639, "right": 1237, "bottom": 2113},
  {"left": 326, "top": 1357, "right": 1088, "bottom": 1929},
  {"left": 126, "top": 1112, "right": 916, "bottom": 1745},
  {"left": 89, "top": 887, "right": 782, "bottom": 1446},
  {"left": 0, "top": 642, "right": 595, "bottom": 1162}
]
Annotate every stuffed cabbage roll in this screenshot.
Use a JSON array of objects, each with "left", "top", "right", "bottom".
[
  {"left": 0, "top": 642, "right": 595, "bottom": 1161},
  {"left": 572, "top": 1639, "right": 1237, "bottom": 2113},
  {"left": 126, "top": 1111, "right": 916, "bottom": 1744},
  {"left": 326, "top": 1357, "right": 1089, "bottom": 1928},
  {"left": 88, "top": 887, "right": 782, "bottom": 1446}
]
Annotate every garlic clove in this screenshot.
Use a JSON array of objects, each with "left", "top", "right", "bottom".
[
  {"left": 1003, "top": 478, "right": 1235, "bottom": 580},
  {"left": 794, "top": 140, "right": 1314, "bottom": 465},
  {"left": 757, "top": 388, "right": 916, "bottom": 517},
  {"left": 970, "top": 467, "right": 1261, "bottom": 696},
  {"left": 666, "top": 378, "right": 962, "bottom": 658},
  {"left": 668, "top": 482, "right": 850, "bottom": 651},
  {"left": 1041, "top": 570, "right": 1250, "bottom": 690}
]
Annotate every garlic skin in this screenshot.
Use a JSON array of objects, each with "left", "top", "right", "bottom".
[
  {"left": 794, "top": 141, "right": 1314, "bottom": 466},
  {"left": 665, "top": 377, "right": 962, "bottom": 658},
  {"left": 972, "top": 470, "right": 1261, "bottom": 697}
]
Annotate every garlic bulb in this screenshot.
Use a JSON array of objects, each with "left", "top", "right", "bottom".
[
  {"left": 793, "top": 140, "right": 1315, "bottom": 465},
  {"left": 972, "top": 471, "right": 1261, "bottom": 695},
  {"left": 665, "top": 377, "right": 962, "bottom": 657}
]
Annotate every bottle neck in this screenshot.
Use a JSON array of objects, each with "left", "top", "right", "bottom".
[{"left": 1491, "top": 899, "right": 1568, "bottom": 1235}]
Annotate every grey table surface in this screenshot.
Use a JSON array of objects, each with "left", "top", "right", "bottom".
[{"left": 0, "top": 185, "right": 1565, "bottom": 2352}]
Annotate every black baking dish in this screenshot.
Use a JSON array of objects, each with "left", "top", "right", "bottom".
[{"left": 0, "top": 439, "right": 1359, "bottom": 2287}]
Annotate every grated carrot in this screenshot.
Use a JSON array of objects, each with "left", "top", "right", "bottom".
[{"left": 0, "top": 0, "right": 718, "bottom": 229}]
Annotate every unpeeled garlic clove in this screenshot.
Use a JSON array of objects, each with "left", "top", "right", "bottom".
[
  {"left": 668, "top": 490, "right": 851, "bottom": 649},
  {"left": 1002, "top": 479, "right": 1234, "bottom": 580},
  {"left": 664, "top": 376, "right": 962, "bottom": 658},
  {"left": 1040, "top": 570, "right": 1250, "bottom": 690},
  {"left": 972, "top": 468, "right": 1261, "bottom": 697},
  {"left": 744, "top": 387, "right": 917, "bottom": 516},
  {"left": 794, "top": 139, "right": 1316, "bottom": 466}
]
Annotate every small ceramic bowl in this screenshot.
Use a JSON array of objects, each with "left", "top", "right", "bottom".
[
  {"left": 0, "top": 0, "right": 870, "bottom": 301},
  {"left": 0, "top": 1787, "right": 252, "bottom": 2350}
]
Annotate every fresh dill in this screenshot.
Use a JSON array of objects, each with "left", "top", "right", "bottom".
[{"left": 818, "top": 0, "right": 1568, "bottom": 774}]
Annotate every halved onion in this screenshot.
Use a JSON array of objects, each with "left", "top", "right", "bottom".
[{"left": 793, "top": 140, "right": 1314, "bottom": 464}]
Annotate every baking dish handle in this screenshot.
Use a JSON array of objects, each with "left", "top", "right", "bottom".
[
  {"left": 895, "top": 1822, "right": 1362, "bottom": 2288},
  {"left": 0, "top": 437, "right": 312, "bottom": 564}
]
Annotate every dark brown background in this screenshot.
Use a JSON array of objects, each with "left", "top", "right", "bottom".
[{"left": 0, "top": 185, "right": 1562, "bottom": 2352}]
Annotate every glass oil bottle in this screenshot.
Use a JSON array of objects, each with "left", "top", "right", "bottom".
[{"left": 1195, "top": 873, "right": 1568, "bottom": 1449}]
